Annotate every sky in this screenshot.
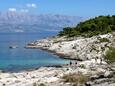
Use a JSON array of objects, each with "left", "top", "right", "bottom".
[{"left": 0, "top": 0, "right": 115, "bottom": 17}]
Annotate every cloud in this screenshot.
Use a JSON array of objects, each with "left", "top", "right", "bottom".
[
  {"left": 8, "top": 3, "right": 37, "bottom": 13},
  {"left": 20, "top": 9, "right": 29, "bottom": 13},
  {"left": 8, "top": 8, "right": 17, "bottom": 12},
  {"left": 26, "top": 3, "right": 37, "bottom": 8}
]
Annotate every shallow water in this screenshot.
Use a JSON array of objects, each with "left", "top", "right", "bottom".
[{"left": 0, "top": 32, "right": 69, "bottom": 72}]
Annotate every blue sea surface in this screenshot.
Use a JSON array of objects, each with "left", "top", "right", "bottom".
[{"left": 0, "top": 32, "right": 69, "bottom": 72}]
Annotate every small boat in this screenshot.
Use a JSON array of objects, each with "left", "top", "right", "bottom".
[{"left": 9, "top": 46, "right": 18, "bottom": 49}]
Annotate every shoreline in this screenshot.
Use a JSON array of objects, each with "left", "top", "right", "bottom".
[
  {"left": 1, "top": 64, "right": 67, "bottom": 73},
  {"left": 0, "top": 58, "right": 114, "bottom": 86},
  {"left": 25, "top": 45, "right": 83, "bottom": 61},
  {"left": 25, "top": 33, "right": 114, "bottom": 61},
  {"left": 0, "top": 33, "right": 114, "bottom": 86},
  {"left": 25, "top": 46, "right": 77, "bottom": 60}
]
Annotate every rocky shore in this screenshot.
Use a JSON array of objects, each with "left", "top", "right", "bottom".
[
  {"left": 0, "top": 59, "right": 115, "bottom": 86},
  {"left": 0, "top": 32, "right": 115, "bottom": 86},
  {"left": 26, "top": 33, "right": 114, "bottom": 61}
]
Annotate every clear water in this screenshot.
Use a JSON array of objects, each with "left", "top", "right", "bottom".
[{"left": 0, "top": 32, "right": 69, "bottom": 72}]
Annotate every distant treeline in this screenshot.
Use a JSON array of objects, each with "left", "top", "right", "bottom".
[{"left": 58, "top": 15, "right": 115, "bottom": 37}]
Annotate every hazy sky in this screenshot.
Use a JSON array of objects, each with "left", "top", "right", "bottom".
[{"left": 0, "top": 0, "right": 115, "bottom": 17}]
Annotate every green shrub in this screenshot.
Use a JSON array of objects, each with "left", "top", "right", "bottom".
[
  {"left": 39, "top": 83, "right": 45, "bottom": 86},
  {"left": 99, "top": 38, "right": 110, "bottom": 42},
  {"left": 105, "top": 47, "right": 115, "bottom": 63}
]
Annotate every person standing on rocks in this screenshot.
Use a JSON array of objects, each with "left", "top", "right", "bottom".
[
  {"left": 70, "top": 61, "right": 72, "bottom": 66},
  {"left": 100, "top": 58, "right": 103, "bottom": 64},
  {"left": 75, "top": 61, "right": 77, "bottom": 66},
  {"left": 95, "top": 56, "right": 98, "bottom": 63}
]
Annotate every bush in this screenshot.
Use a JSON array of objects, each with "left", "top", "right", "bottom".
[
  {"left": 39, "top": 83, "right": 45, "bottom": 86},
  {"left": 62, "top": 73, "right": 89, "bottom": 86},
  {"left": 105, "top": 47, "right": 115, "bottom": 63},
  {"left": 99, "top": 38, "right": 110, "bottom": 42}
]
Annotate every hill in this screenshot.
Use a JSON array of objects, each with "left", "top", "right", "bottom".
[
  {"left": 58, "top": 15, "right": 115, "bottom": 37},
  {"left": 0, "top": 12, "right": 84, "bottom": 33}
]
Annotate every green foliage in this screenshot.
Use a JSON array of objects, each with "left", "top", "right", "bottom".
[
  {"left": 105, "top": 47, "right": 115, "bottom": 63},
  {"left": 58, "top": 15, "right": 115, "bottom": 37},
  {"left": 39, "top": 83, "right": 45, "bottom": 86},
  {"left": 99, "top": 38, "right": 110, "bottom": 42}
]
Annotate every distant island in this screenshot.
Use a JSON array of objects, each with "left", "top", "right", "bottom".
[{"left": 0, "top": 12, "right": 84, "bottom": 33}]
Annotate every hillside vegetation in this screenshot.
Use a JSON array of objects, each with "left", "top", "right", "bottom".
[
  {"left": 105, "top": 47, "right": 115, "bottom": 63},
  {"left": 58, "top": 15, "right": 115, "bottom": 37}
]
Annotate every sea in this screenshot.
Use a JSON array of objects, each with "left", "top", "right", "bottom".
[{"left": 0, "top": 32, "right": 69, "bottom": 72}]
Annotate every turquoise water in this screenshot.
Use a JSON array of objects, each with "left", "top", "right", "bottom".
[{"left": 0, "top": 32, "right": 69, "bottom": 72}]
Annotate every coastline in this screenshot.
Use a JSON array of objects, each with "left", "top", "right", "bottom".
[
  {"left": 25, "top": 46, "right": 76, "bottom": 60},
  {"left": 0, "top": 33, "right": 115, "bottom": 86},
  {"left": 26, "top": 33, "right": 114, "bottom": 61},
  {"left": 0, "top": 59, "right": 115, "bottom": 86}
]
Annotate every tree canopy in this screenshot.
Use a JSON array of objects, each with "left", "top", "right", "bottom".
[{"left": 58, "top": 15, "right": 115, "bottom": 37}]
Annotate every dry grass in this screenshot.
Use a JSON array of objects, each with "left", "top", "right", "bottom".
[{"left": 62, "top": 73, "right": 89, "bottom": 86}]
